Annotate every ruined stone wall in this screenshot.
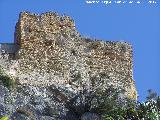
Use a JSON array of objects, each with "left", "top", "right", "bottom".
[{"left": 14, "top": 12, "right": 137, "bottom": 99}]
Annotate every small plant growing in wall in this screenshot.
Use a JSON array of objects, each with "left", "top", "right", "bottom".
[{"left": 0, "top": 65, "right": 16, "bottom": 90}]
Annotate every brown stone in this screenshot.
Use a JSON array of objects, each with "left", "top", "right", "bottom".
[{"left": 11, "top": 11, "right": 138, "bottom": 99}]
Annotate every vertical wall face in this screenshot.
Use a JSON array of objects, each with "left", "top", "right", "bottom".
[
  {"left": 15, "top": 12, "right": 137, "bottom": 99},
  {"left": 15, "top": 12, "right": 75, "bottom": 48}
]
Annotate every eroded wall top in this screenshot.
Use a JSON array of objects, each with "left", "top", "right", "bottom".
[{"left": 13, "top": 11, "right": 137, "bottom": 99}]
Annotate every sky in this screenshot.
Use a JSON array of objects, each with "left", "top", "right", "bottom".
[{"left": 0, "top": 0, "right": 160, "bottom": 101}]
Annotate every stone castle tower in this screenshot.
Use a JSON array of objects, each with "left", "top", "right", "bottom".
[{"left": 0, "top": 12, "right": 137, "bottom": 99}]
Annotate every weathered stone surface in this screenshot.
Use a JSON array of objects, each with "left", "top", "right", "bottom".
[
  {"left": 0, "top": 15, "right": 137, "bottom": 120},
  {"left": 40, "top": 116, "right": 56, "bottom": 120},
  {"left": 10, "top": 112, "right": 30, "bottom": 120},
  {"left": 0, "top": 84, "right": 68, "bottom": 119},
  {"left": 0, "top": 85, "right": 10, "bottom": 103},
  {"left": 12, "top": 11, "right": 137, "bottom": 99},
  {"left": 0, "top": 104, "right": 6, "bottom": 117},
  {"left": 0, "top": 12, "right": 137, "bottom": 100},
  {"left": 81, "top": 112, "right": 100, "bottom": 120}
]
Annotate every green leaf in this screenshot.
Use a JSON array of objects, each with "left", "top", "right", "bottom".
[
  {"left": 0, "top": 116, "right": 9, "bottom": 120},
  {"left": 105, "top": 116, "right": 114, "bottom": 120}
]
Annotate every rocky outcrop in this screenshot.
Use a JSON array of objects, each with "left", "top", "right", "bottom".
[
  {"left": 0, "top": 11, "right": 137, "bottom": 120},
  {"left": 0, "top": 85, "right": 68, "bottom": 120}
]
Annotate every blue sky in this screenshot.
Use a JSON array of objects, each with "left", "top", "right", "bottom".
[{"left": 0, "top": 0, "right": 160, "bottom": 101}]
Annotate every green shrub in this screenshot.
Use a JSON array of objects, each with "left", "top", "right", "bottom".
[
  {"left": 101, "top": 90, "right": 160, "bottom": 120},
  {"left": 65, "top": 85, "right": 124, "bottom": 119},
  {"left": 0, "top": 66, "right": 16, "bottom": 90},
  {"left": 65, "top": 81, "right": 160, "bottom": 120},
  {"left": 104, "top": 116, "right": 114, "bottom": 120}
]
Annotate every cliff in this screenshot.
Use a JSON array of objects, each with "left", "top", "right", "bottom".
[{"left": 0, "top": 11, "right": 139, "bottom": 120}]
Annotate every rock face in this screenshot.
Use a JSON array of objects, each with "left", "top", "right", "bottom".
[
  {"left": 0, "top": 85, "right": 67, "bottom": 120},
  {"left": 13, "top": 12, "right": 137, "bottom": 99},
  {"left": 0, "top": 11, "right": 138, "bottom": 119}
]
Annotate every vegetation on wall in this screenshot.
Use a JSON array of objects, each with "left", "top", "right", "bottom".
[
  {"left": 0, "top": 65, "right": 16, "bottom": 90},
  {"left": 65, "top": 85, "right": 160, "bottom": 120}
]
